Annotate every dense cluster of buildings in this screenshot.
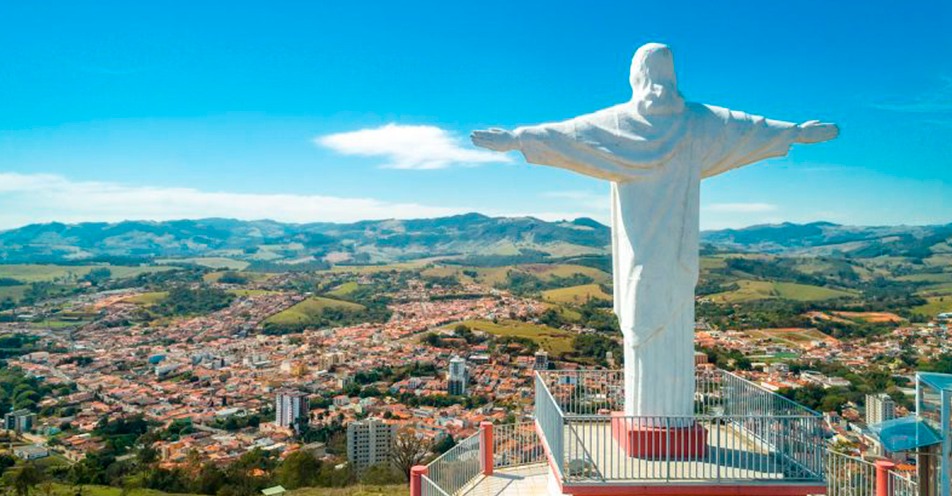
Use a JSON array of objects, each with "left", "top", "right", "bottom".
[
  {"left": 3, "top": 269, "right": 950, "bottom": 477},
  {"left": 1, "top": 273, "right": 546, "bottom": 466}
]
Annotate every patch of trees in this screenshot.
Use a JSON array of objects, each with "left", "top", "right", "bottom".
[
  {"left": 853, "top": 278, "right": 927, "bottom": 313},
  {"left": 696, "top": 299, "right": 812, "bottom": 331},
  {"left": 551, "top": 255, "right": 612, "bottom": 274},
  {"left": 422, "top": 325, "right": 487, "bottom": 348},
  {"left": 263, "top": 298, "right": 391, "bottom": 335},
  {"left": 919, "top": 353, "right": 952, "bottom": 374},
  {"left": 352, "top": 362, "right": 439, "bottom": 387},
  {"left": 572, "top": 333, "right": 622, "bottom": 367},
  {"left": 61, "top": 355, "right": 93, "bottom": 366},
  {"left": 422, "top": 274, "right": 461, "bottom": 289},
  {"left": 778, "top": 384, "right": 851, "bottom": 413},
  {"left": 157, "top": 285, "right": 234, "bottom": 316},
  {"left": 93, "top": 415, "right": 152, "bottom": 453},
  {"left": 699, "top": 347, "right": 752, "bottom": 371},
  {"left": 0, "top": 366, "right": 53, "bottom": 413},
  {"left": 396, "top": 392, "right": 490, "bottom": 409},
  {"left": 577, "top": 300, "right": 619, "bottom": 333},
  {"left": 20, "top": 281, "right": 81, "bottom": 306},
  {"left": 211, "top": 413, "right": 262, "bottom": 431},
  {"left": 724, "top": 257, "right": 827, "bottom": 286},
  {"left": 0, "top": 334, "right": 40, "bottom": 359},
  {"left": 81, "top": 267, "right": 112, "bottom": 286},
  {"left": 813, "top": 318, "right": 892, "bottom": 340},
  {"left": 247, "top": 259, "right": 331, "bottom": 272},
  {"left": 448, "top": 249, "right": 551, "bottom": 268},
  {"left": 0, "top": 278, "right": 24, "bottom": 287},
  {"left": 491, "top": 335, "right": 539, "bottom": 355},
  {"left": 498, "top": 271, "right": 595, "bottom": 296},
  {"left": 784, "top": 361, "right": 913, "bottom": 411},
  {"left": 695, "top": 278, "right": 739, "bottom": 296},
  {"left": 217, "top": 271, "right": 249, "bottom": 284}
]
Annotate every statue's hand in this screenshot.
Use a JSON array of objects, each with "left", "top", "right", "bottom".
[
  {"left": 471, "top": 128, "right": 517, "bottom": 152},
  {"left": 796, "top": 120, "right": 839, "bottom": 144}
]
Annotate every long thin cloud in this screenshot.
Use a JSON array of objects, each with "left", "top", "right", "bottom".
[
  {"left": 0, "top": 173, "right": 465, "bottom": 230},
  {"left": 317, "top": 124, "right": 511, "bottom": 170}
]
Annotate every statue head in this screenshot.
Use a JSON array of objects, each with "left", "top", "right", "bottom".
[{"left": 629, "top": 43, "right": 685, "bottom": 115}]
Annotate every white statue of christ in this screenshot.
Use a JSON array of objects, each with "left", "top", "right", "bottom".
[{"left": 473, "top": 43, "right": 838, "bottom": 419}]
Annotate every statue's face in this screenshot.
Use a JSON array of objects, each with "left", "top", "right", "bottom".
[{"left": 629, "top": 43, "right": 683, "bottom": 114}]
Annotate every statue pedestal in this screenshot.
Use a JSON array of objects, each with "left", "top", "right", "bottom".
[{"left": 610, "top": 412, "right": 707, "bottom": 459}]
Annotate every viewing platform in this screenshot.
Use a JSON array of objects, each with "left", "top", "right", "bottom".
[
  {"left": 410, "top": 368, "right": 922, "bottom": 496},
  {"left": 531, "top": 369, "right": 827, "bottom": 495}
]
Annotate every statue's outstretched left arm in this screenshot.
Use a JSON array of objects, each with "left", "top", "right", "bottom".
[
  {"left": 701, "top": 107, "right": 839, "bottom": 179},
  {"left": 471, "top": 128, "right": 518, "bottom": 153}
]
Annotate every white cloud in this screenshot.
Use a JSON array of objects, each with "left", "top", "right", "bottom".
[
  {"left": 703, "top": 202, "right": 777, "bottom": 213},
  {"left": 317, "top": 124, "right": 511, "bottom": 170},
  {"left": 0, "top": 173, "right": 465, "bottom": 230}
]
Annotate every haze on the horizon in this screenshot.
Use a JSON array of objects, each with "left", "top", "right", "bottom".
[{"left": 1, "top": 0, "right": 950, "bottom": 231}]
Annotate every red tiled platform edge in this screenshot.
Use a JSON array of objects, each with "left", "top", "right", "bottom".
[{"left": 610, "top": 412, "right": 707, "bottom": 459}]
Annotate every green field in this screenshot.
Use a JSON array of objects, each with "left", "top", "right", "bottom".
[
  {"left": 454, "top": 319, "right": 575, "bottom": 357},
  {"left": 265, "top": 297, "right": 366, "bottom": 325},
  {"left": 230, "top": 289, "right": 281, "bottom": 297},
  {"left": 122, "top": 291, "right": 169, "bottom": 305},
  {"left": 898, "top": 272, "right": 952, "bottom": 283},
  {"left": 746, "top": 328, "right": 834, "bottom": 348},
  {"left": 0, "top": 285, "right": 28, "bottom": 301},
  {"left": 773, "top": 282, "right": 855, "bottom": 301},
  {"left": 327, "top": 281, "right": 360, "bottom": 297},
  {"left": 700, "top": 256, "right": 727, "bottom": 270},
  {"left": 122, "top": 289, "right": 277, "bottom": 306},
  {"left": 0, "top": 264, "right": 170, "bottom": 282},
  {"left": 157, "top": 257, "right": 250, "bottom": 270},
  {"left": 542, "top": 284, "right": 611, "bottom": 304},
  {"left": 203, "top": 271, "right": 273, "bottom": 283},
  {"left": 913, "top": 296, "right": 952, "bottom": 317},
  {"left": 474, "top": 263, "right": 610, "bottom": 287},
  {"left": 709, "top": 279, "right": 854, "bottom": 303}
]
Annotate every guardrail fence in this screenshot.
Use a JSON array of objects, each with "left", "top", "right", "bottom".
[
  {"left": 535, "top": 369, "right": 826, "bottom": 484},
  {"left": 413, "top": 368, "right": 925, "bottom": 496}
]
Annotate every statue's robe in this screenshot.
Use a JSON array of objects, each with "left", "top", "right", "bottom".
[{"left": 514, "top": 103, "right": 801, "bottom": 417}]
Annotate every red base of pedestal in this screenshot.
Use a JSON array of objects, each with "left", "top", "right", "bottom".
[{"left": 610, "top": 412, "right": 707, "bottom": 459}]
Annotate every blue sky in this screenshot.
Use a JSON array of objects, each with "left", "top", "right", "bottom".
[{"left": 1, "top": 0, "right": 950, "bottom": 230}]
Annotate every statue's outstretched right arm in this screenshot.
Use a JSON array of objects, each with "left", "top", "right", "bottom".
[
  {"left": 472, "top": 121, "right": 649, "bottom": 182},
  {"left": 795, "top": 120, "right": 839, "bottom": 144}
]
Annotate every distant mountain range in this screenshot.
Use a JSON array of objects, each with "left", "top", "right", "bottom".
[{"left": 1, "top": 215, "right": 950, "bottom": 265}]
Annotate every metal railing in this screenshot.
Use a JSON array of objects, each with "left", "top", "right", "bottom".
[
  {"left": 536, "top": 369, "right": 818, "bottom": 417},
  {"left": 420, "top": 474, "right": 450, "bottom": 496},
  {"left": 493, "top": 421, "right": 545, "bottom": 470},
  {"left": 425, "top": 431, "right": 482, "bottom": 495},
  {"left": 535, "top": 369, "right": 826, "bottom": 485},
  {"left": 826, "top": 451, "right": 877, "bottom": 496},
  {"left": 536, "top": 371, "right": 565, "bottom": 478},
  {"left": 824, "top": 451, "right": 919, "bottom": 496},
  {"left": 889, "top": 471, "right": 919, "bottom": 496}
]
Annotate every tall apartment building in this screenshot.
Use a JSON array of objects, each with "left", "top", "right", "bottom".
[
  {"left": 346, "top": 418, "right": 397, "bottom": 470},
  {"left": 866, "top": 392, "right": 896, "bottom": 426},
  {"left": 275, "top": 390, "right": 309, "bottom": 431},
  {"left": 3, "top": 409, "right": 35, "bottom": 433},
  {"left": 534, "top": 350, "right": 549, "bottom": 371},
  {"left": 448, "top": 356, "right": 467, "bottom": 396}
]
